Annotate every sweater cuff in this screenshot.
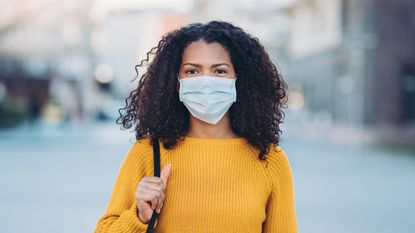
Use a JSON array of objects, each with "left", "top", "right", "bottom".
[{"left": 128, "top": 201, "right": 159, "bottom": 230}]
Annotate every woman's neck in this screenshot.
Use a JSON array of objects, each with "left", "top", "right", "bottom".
[{"left": 185, "top": 112, "right": 240, "bottom": 139}]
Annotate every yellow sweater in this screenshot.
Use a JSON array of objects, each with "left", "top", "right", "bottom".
[{"left": 94, "top": 136, "right": 298, "bottom": 233}]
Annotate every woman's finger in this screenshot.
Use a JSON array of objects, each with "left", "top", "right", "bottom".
[
  {"left": 141, "top": 176, "right": 163, "bottom": 185},
  {"left": 145, "top": 186, "right": 165, "bottom": 209},
  {"left": 142, "top": 182, "right": 164, "bottom": 192},
  {"left": 152, "top": 189, "right": 165, "bottom": 210},
  {"left": 145, "top": 189, "right": 164, "bottom": 210},
  {"left": 138, "top": 190, "right": 158, "bottom": 209},
  {"left": 156, "top": 202, "right": 164, "bottom": 213}
]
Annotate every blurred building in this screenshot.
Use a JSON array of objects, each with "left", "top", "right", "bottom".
[
  {"left": 190, "top": 0, "right": 293, "bottom": 64},
  {"left": 282, "top": 0, "right": 415, "bottom": 143},
  {"left": 0, "top": 0, "right": 191, "bottom": 125},
  {"left": 0, "top": 0, "right": 96, "bottom": 124},
  {"left": 89, "top": 0, "right": 189, "bottom": 120},
  {"left": 90, "top": 2, "right": 189, "bottom": 96}
]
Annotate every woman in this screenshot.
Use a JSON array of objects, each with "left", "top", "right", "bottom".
[{"left": 94, "top": 20, "right": 298, "bottom": 233}]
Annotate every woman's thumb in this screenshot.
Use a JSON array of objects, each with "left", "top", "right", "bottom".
[{"left": 160, "top": 164, "right": 172, "bottom": 182}]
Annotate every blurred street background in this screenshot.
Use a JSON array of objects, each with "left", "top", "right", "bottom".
[{"left": 0, "top": 0, "right": 414, "bottom": 233}]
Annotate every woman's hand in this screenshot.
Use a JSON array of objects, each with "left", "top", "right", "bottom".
[{"left": 135, "top": 164, "right": 172, "bottom": 223}]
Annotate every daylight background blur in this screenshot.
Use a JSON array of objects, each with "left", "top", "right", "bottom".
[{"left": 0, "top": 0, "right": 414, "bottom": 232}]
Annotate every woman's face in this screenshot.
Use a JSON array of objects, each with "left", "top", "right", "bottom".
[{"left": 178, "top": 39, "right": 236, "bottom": 80}]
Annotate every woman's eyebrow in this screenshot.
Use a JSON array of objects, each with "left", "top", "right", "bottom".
[
  {"left": 182, "top": 63, "right": 230, "bottom": 68},
  {"left": 212, "top": 63, "right": 230, "bottom": 68},
  {"left": 183, "top": 63, "right": 202, "bottom": 68}
]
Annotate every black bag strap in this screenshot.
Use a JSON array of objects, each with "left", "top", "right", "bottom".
[{"left": 146, "top": 137, "right": 160, "bottom": 233}]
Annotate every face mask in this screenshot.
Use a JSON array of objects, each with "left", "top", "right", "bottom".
[{"left": 178, "top": 75, "right": 237, "bottom": 124}]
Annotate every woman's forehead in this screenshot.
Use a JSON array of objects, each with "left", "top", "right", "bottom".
[{"left": 181, "top": 40, "right": 231, "bottom": 64}]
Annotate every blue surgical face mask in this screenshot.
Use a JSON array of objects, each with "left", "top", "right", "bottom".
[{"left": 178, "top": 75, "right": 237, "bottom": 124}]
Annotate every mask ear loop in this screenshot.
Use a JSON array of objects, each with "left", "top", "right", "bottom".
[
  {"left": 177, "top": 74, "right": 185, "bottom": 81},
  {"left": 176, "top": 75, "right": 181, "bottom": 92}
]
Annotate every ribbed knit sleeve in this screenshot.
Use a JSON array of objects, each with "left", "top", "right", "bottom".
[
  {"left": 94, "top": 138, "right": 158, "bottom": 233},
  {"left": 262, "top": 145, "right": 298, "bottom": 233}
]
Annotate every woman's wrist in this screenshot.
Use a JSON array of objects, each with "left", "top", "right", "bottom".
[{"left": 136, "top": 208, "right": 148, "bottom": 224}]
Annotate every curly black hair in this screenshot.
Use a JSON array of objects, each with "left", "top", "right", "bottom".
[{"left": 116, "top": 20, "right": 288, "bottom": 160}]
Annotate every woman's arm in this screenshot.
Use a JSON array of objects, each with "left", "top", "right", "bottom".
[
  {"left": 94, "top": 140, "right": 158, "bottom": 233},
  {"left": 262, "top": 146, "right": 298, "bottom": 233},
  {"left": 94, "top": 201, "right": 157, "bottom": 233}
]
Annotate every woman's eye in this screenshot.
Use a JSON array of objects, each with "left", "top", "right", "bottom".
[
  {"left": 185, "top": 69, "right": 198, "bottom": 74},
  {"left": 215, "top": 69, "right": 227, "bottom": 74}
]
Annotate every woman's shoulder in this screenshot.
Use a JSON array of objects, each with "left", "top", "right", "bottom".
[
  {"left": 128, "top": 136, "right": 153, "bottom": 152},
  {"left": 134, "top": 136, "right": 153, "bottom": 148},
  {"left": 121, "top": 136, "right": 155, "bottom": 168},
  {"left": 263, "top": 144, "right": 294, "bottom": 182}
]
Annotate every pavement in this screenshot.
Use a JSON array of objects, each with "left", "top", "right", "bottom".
[{"left": 0, "top": 120, "right": 414, "bottom": 233}]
